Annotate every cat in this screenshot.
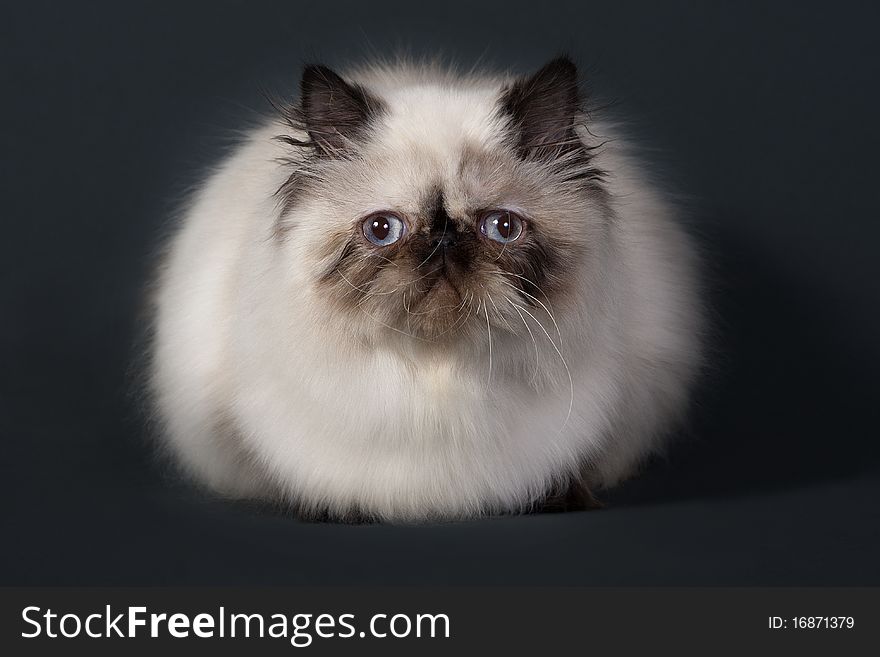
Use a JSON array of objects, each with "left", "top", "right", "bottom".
[{"left": 148, "top": 56, "right": 705, "bottom": 522}]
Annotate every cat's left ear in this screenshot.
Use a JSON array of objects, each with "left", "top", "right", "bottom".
[
  {"left": 299, "top": 64, "right": 385, "bottom": 157},
  {"left": 499, "top": 56, "right": 582, "bottom": 161}
]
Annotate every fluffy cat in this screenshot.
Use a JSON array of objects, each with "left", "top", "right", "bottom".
[{"left": 148, "top": 56, "right": 704, "bottom": 522}]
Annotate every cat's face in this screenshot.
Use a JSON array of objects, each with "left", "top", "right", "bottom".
[{"left": 277, "top": 58, "right": 607, "bottom": 343}]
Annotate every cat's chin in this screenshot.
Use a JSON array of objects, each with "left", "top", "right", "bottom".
[
  {"left": 403, "top": 308, "right": 473, "bottom": 342},
  {"left": 391, "top": 274, "right": 472, "bottom": 341},
  {"left": 421, "top": 275, "right": 462, "bottom": 309}
]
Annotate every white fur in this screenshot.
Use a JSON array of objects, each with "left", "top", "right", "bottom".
[{"left": 149, "top": 65, "right": 704, "bottom": 521}]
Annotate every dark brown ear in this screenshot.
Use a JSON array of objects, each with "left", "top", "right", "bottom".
[
  {"left": 499, "top": 56, "right": 581, "bottom": 161},
  {"left": 299, "top": 65, "right": 385, "bottom": 157}
]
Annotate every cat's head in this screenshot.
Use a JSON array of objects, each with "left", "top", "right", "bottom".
[{"left": 275, "top": 57, "right": 608, "bottom": 344}]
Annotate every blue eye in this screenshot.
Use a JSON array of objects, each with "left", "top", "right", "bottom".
[
  {"left": 481, "top": 210, "right": 524, "bottom": 243},
  {"left": 363, "top": 213, "right": 405, "bottom": 246}
]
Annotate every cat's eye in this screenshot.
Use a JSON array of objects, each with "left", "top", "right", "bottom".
[
  {"left": 362, "top": 212, "right": 406, "bottom": 246},
  {"left": 480, "top": 210, "right": 524, "bottom": 243}
]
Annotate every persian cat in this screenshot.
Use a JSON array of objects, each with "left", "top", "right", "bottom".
[{"left": 148, "top": 56, "right": 704, "bottom": 522}]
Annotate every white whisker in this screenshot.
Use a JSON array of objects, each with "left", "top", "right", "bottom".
[
  {"left": 413, "top": 214, "right": 447, "bottom": 271},
  {"left": 486, "top": 292, "right": 515, "bottom": 332},
  {"left": 506, "top": 297, "right": 540, "bottom": 384},
  {"left": 358, "top": 304, "right": 432, "bottom": 342},
  {"left": 483, "top": 299, "right": 492, "bottom": 388},
  {"left": 513, "top": 302, "right": 573, "bottom": 437},
  {"left": 499, "top": 278, "right": 563, "bottom": 344},
  {"left": 507, "top": 272, "right": 555, "bottom": 308},
  {"left": 336, "top": 268, "right": 399, "bottom": 296},
  {"left": 365, "top": 251, "right": 398, "bottom": 267}
]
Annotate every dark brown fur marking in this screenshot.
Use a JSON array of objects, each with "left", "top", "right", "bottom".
[{"left": 537, "top": 479, "right": 604, "bottom": 513}]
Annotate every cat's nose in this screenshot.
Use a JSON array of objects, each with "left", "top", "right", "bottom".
[{"left": 430, "top": 233, "right": 457, "bottom": 249}]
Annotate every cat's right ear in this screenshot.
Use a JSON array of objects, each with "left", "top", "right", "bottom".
[
  {"left": 499, "top": 56, "right": 582, "bottom": 162},
  {"left": 299, "top": 65, "right": 385, "bottom": 158}
]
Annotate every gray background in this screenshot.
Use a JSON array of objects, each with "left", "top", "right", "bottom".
[{"left": 2, "top": 0, "right": 879, "bottom": 584}]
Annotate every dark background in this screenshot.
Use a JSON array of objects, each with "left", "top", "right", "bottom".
[{"left": 2, "top": 0, "right": 878, "bottom": 585}]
